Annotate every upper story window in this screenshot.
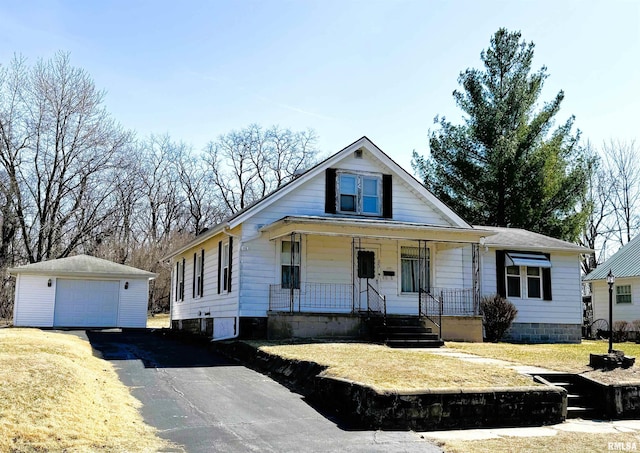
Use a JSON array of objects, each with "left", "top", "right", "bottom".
[
  {"left": 325, "top": 168, "right": 392, "bottom": 218},
  {"left": 338, "top": 172, "right": 381, "bottom": 216}
]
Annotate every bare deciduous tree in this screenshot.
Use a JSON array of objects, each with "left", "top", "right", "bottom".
[
  {"left": 603, "top": 139, "right": 640, "bottom": 246},
  {"left": 0, "top": 52, "right": 132, "bottom": 263},
  {"left": 203, "top": 124, "right": 318, "bottom": 215}
]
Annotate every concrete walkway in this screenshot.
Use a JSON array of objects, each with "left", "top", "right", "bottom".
[
  {"left": 423, "top": 348, "right": 561, "bottom": 375},
  {"left": 423, "top": 418, "right": 640, "bottom": 442}
]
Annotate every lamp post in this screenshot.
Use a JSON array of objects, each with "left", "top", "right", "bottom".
[{"left": 607, "top": 269, "right": 615, "bottom": 353}]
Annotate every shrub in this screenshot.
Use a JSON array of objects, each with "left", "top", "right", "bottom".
[
  {"left": 480, "top": 294, "right": 518, "bottom": 342},
  {"left": 613, "top": 320, "right": 630, "bottom": 342}
]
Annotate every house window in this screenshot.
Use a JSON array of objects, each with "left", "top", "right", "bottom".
[
  {"left": 401, "top": 246, "right": 429, "bottom": 293},
  {"left": 337, "top": 172, "right": 381, "bottom": 215},
  {"left": 526, "top": 267, "right": 541, "bottom": 299},
  {"left": 281, "top": 240, "right": 300, "bottom": 289},
  {"left": 176, "top": 258, "right": 185, "bottom": 302},
  {"left": 194, "top": 250, "right": 204, "bottom": 298},
  {"left": 222, "top": 243, "right": 230, "bottom": 292},
  {"left": 616, "top": 285, "right": 632, "bottom": 304},
  {"left": 506, "top": 266, "right": 521, "bottom": 298}
]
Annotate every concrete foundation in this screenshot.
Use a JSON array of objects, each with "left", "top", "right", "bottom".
[
  {"left": 504, "top": 322, "right": 582, "bottom": 344},
  {"left": 426, "top": 316, "right": 483, "bottom": 342},
  {"left": 267, "top": 312, "right": 362, "bottom": 339}
]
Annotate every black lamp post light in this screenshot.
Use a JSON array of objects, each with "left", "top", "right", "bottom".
[
  {"left": 607, "top": 269, "right": 615, "bottom": 354},
  {"left": 589, "top": 269, "right": 636, "bottom": 369}
]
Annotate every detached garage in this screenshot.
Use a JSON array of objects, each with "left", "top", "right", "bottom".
[{"left": 8, "top": 255, "right": 157, "bottom": 328}]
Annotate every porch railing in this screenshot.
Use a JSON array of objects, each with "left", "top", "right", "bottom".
[
  {"left": 419, "top": 288, "right": 442, "bottom": 339},
  {"left": 269, "top": 282, "right": 353, "bottom": 313},
  {"left": 365, "top": 282, "right": 387, "bottom": 322},
  {"left": 430, "top": 287, "right": 477, "bottom": 316}
]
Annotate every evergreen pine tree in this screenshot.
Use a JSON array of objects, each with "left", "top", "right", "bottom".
[{"left": 414, "top": 28, "right": 592, "bottom": 241}]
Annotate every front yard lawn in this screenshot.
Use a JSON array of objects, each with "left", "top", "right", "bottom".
[
  {"left": 257, "top": 342, "right": 535, "bottom": 390},
  {"left": 0, "top": 328, "right": 170, "bottom": 452},
  {"left": 448, "top": 340, "right": 640, "bottom": 383}
]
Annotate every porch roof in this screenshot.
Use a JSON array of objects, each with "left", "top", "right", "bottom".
[{"left": 259, "top": 215, "right": 494, "bottom": 243}]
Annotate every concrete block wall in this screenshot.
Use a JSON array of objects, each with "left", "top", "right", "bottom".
[{"left": 504, "top": 323, "right": 582, "bottom": 343}]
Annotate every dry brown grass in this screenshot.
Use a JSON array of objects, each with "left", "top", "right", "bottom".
[
  {"left": 147, "top": 312, "right": 171, "bottom": 329},
  {"left": 0, "top": 328, "right": 171, "bottom": 452},
  {"left": 257, "top": 342, "right": 535, "bottom": 390},
  {"left": 440, "top": 430, "right": 640, "bottom": 453},
  {"left": 447, "top": 340, "right": 640, "bottom": 373}
]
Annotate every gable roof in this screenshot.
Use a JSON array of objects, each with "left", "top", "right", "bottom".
[
  {"left": 164, "top": 136, "right": 471, "bottom": 260},
  {"left": 584, "top": 235, "right": 640, "bottom": 281},
  {"left": 8, "top": 255, "right": 157, "bottom": 279},
  {"left": 477, "top": 226, "right": 591, "bottom": 253}
]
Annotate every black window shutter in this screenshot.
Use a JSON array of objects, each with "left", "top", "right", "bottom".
[
  {"left": 181, "top": 258, "right": 185, "bottom": 300},
  {"left": 325, "top": 168, "right": 336, "bottom": 214},
  {"left": 382, "top": 174, "right": 392, "bottom": 218},
  {"left": 200, "top": 249, "right": 205, "bottom": 296},
  {"left": 217, "top": 241, "right": 222, "bottom": 294},
  {"left": 228, "top": 237, "right": 233, "bottom": 292},
  {"left": 175, "top": 261, "right": 179, "bottom": 301},
  {"left": 542, "top": 253, "right": 552, "bottom": 301},
  {"left": 192, "top": 253, "right": 196, "bottom": 298},
  {"left": 496, "top": 250, "right": 506, "bottom": 298}
]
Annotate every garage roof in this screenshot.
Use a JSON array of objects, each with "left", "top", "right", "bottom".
[{"left": 8, "top": 255, "right": 157, "bottom": 279}]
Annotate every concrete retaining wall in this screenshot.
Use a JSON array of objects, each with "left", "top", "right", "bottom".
[
  {"left": 579, "top": 374, "right": 640, "bottom": 419},
  {"left": 504, "top": 322, "right": 582, "bottom": 343},
  {"left": 214, "top": 340, "right": 566, "bottom": 430},
  {"left": 267, "top": 312, "right": 362, "bottom": 339}
]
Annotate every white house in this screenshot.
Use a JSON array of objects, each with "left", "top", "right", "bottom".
[
  {"left": 9, "top": 255, "right": 157, "bottom": 328},
  {"left": 164, "top": 137, "right": 589, "bottom": 343},
  {"left": 584, "top": 235, "right": 640, "bottom": 328}
]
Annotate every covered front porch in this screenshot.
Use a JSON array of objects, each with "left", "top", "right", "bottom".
[{"left": 260, "top": 216, "right": 489, "bottom": 342}]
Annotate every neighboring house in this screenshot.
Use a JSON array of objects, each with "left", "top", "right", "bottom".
[
  {"left": 9, "top": 255, "right": 157, "bottom": 328},
  {"left": 163, "top": 137, "right": 589, "bottom": 343},
  {"left": 584, "top": 235, "right": 640, "bottom": 327}
]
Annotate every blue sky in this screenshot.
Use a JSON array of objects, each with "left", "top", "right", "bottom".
[{"left": 0, "top": 0, "right": 638, "bottom": 171}]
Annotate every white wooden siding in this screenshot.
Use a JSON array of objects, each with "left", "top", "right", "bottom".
[
  {"left": 591, "top": 277, "right": 640, "bottom": 324},
  {"left": 481, "top": 248, "right": 582, "bottom": 324},
  {"left": 433, "top": 245, "right": 471, "bottom": 289},
  {"left": 171, "top": 229, "right": 240, "bottom": 322},
  {"left": 236, "top": 150, "right": 460, "bottom": 317},
  {"left": 13, "top": 274, "right": 56, "bottom": 327},
  {"left": 117, "top": 278, "right": 149, "bottom": 328},
  {"left": 236, "top": 234, "right": 475, "bottom": 318}
]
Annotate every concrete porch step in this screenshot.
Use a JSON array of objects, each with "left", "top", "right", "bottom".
[{"left": 386, "top": 338, "right": 445, "bottom": 348}]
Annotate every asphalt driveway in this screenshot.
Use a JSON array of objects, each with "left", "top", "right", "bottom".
[{"left": 73, "top": 330, "right": 440, "bottom": 453}]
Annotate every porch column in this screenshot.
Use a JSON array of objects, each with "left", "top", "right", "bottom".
[{"left": 472, "top": 243, "right": 480, "bottom": 315}]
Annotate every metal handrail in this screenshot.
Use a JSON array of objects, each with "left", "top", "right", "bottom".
[
  {"left": 365, "top": 282, "right": 387, "bottom": 325},
  {"left": 420, "top": 288, "right": 442, "bottom": 340}
]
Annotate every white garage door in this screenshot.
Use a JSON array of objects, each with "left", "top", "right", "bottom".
[{"left": 54, "top": 279, "right": 120, "bottom": 327}]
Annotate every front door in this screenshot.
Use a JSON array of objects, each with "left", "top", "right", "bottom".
[{"left": 354, "top": 245, "right": 379, "bottom": 311}]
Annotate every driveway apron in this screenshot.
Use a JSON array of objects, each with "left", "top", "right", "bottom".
[{"left": 78, "top": 330, "right": 441, "bottom": 453}]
